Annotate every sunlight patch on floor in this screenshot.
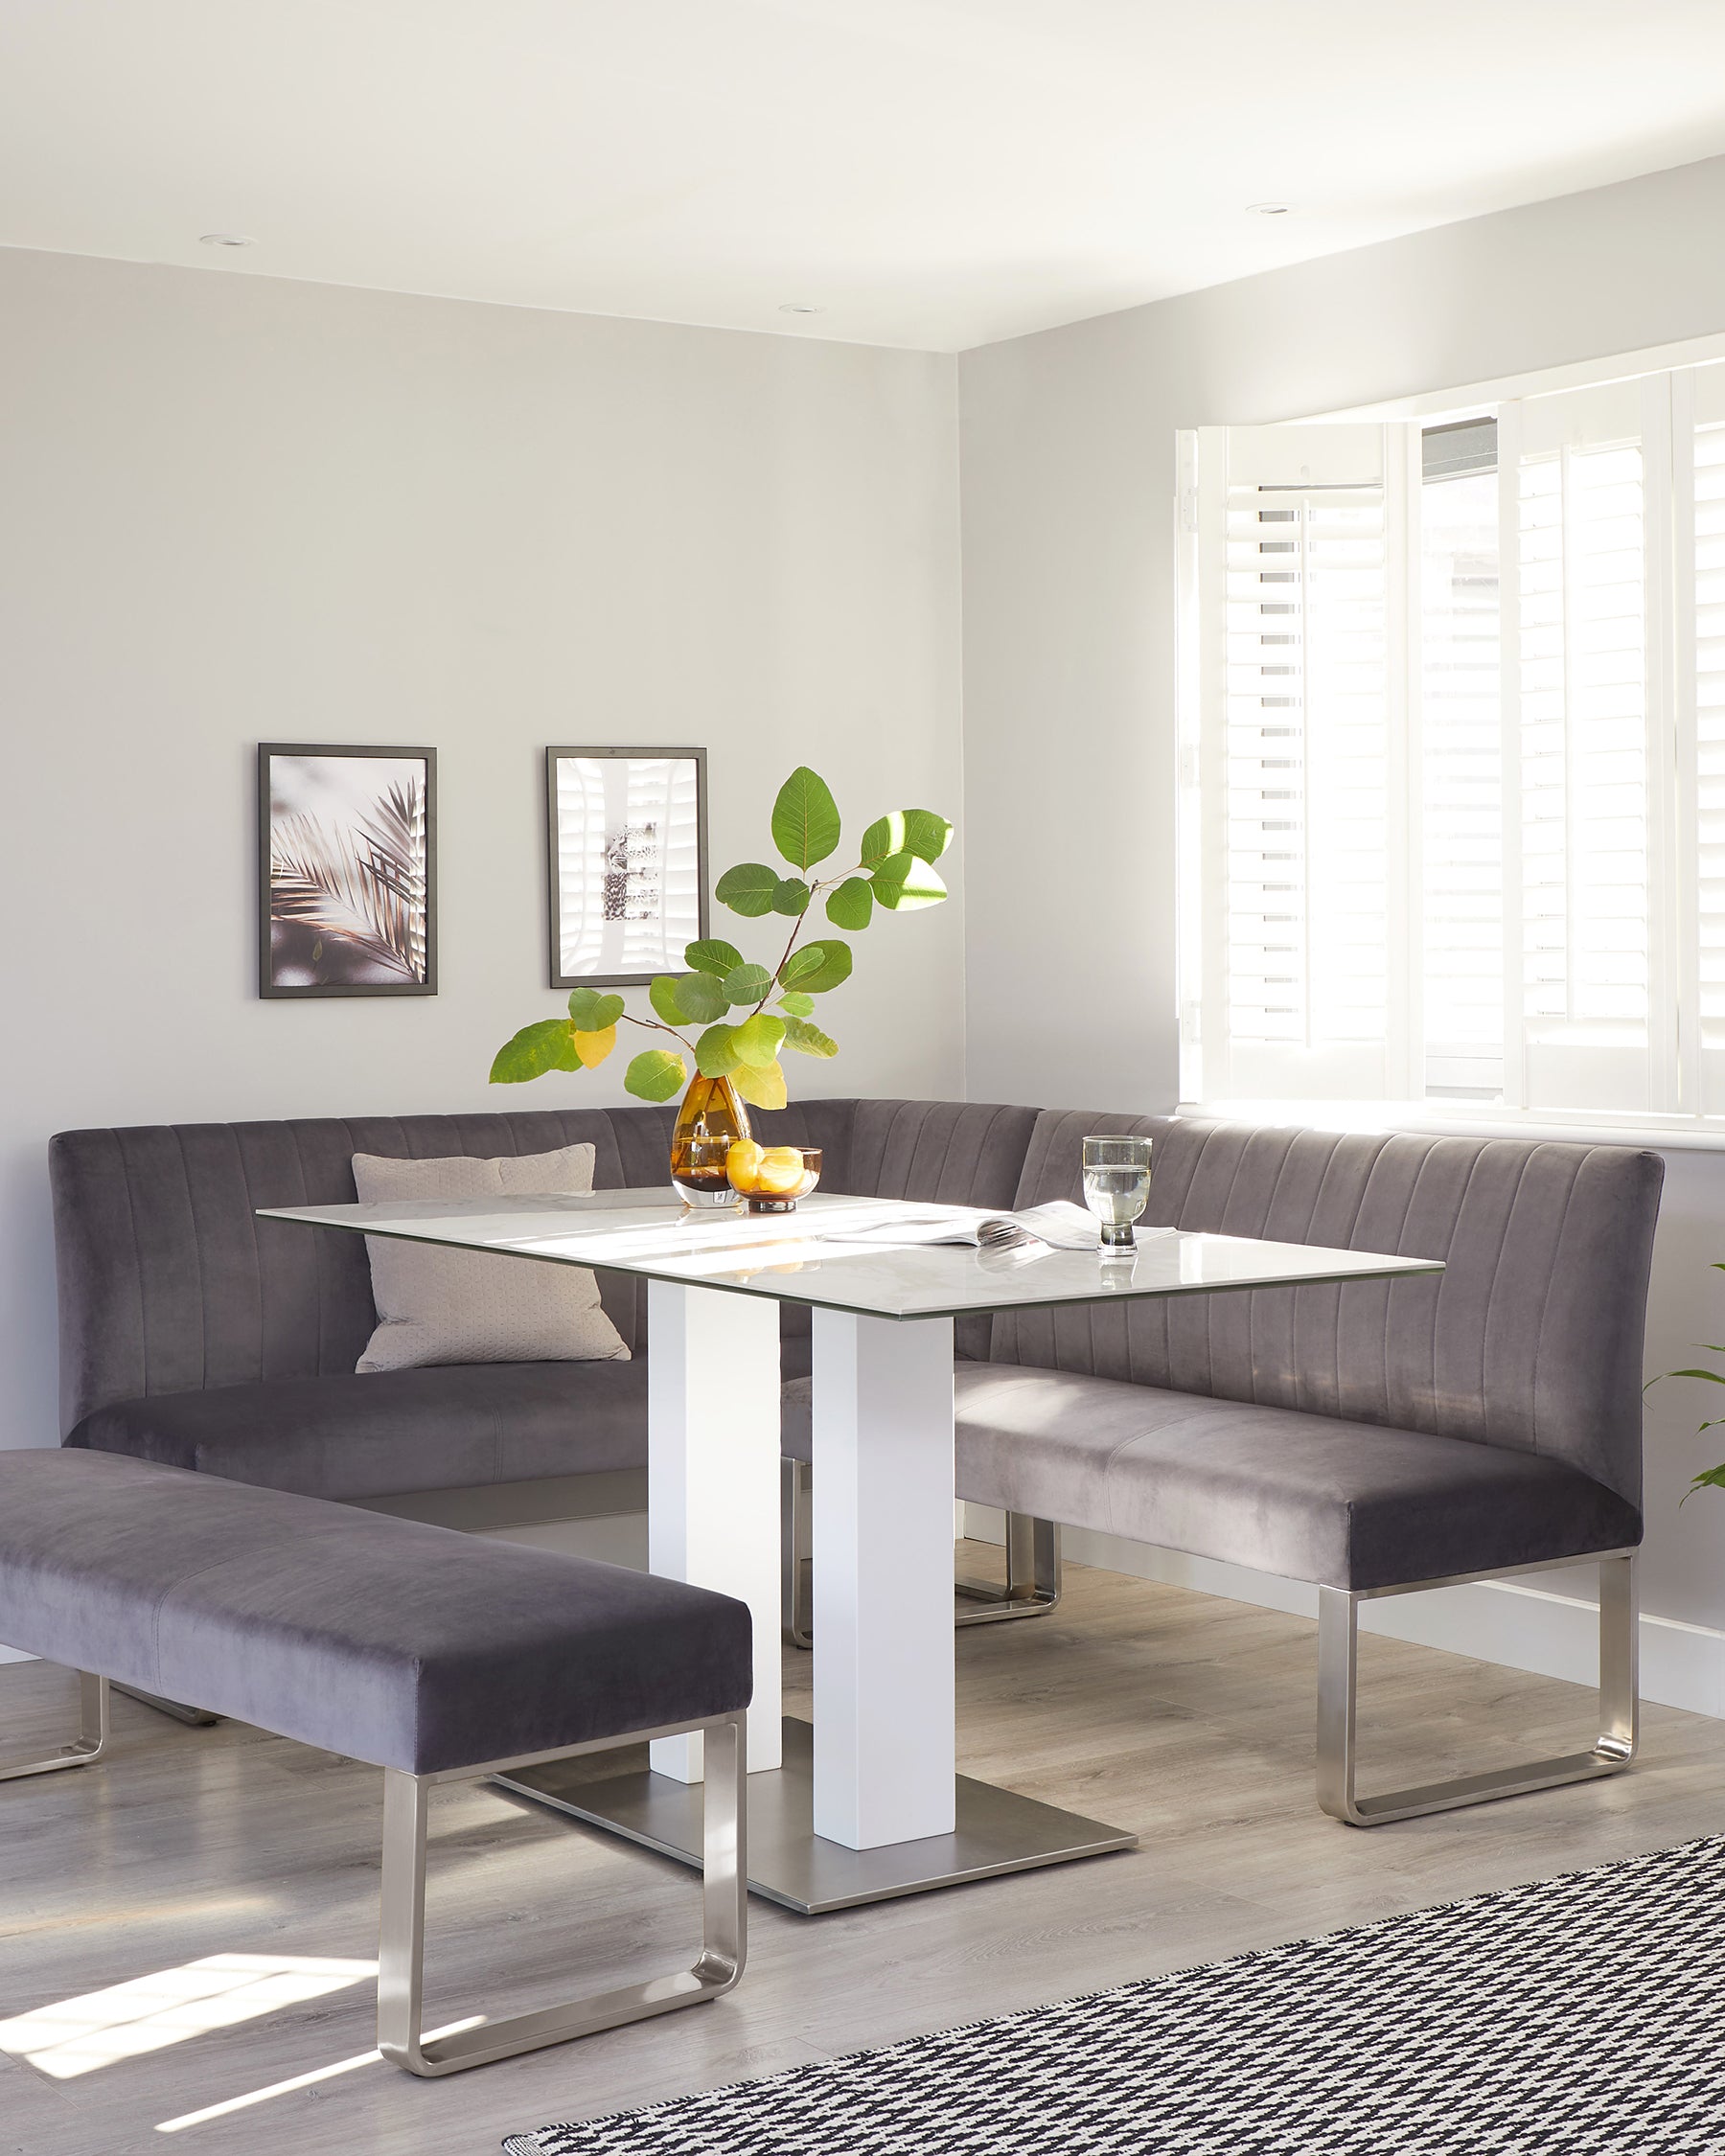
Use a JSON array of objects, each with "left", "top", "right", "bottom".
[
  {"left": 153, "top": 2018, "right": 486, "bottom": 2132},
  {"left": 0, "top": 1953, "right": 377, "bottom": 2078}
]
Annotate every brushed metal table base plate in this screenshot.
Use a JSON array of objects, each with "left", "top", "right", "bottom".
[{"left": 495, "top": 1716, "right": 1137, "bottom": 1915}]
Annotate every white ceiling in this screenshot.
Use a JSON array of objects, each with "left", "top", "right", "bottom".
[{"left": 6, "top": 0, "right": 1725, "bottom": 352}]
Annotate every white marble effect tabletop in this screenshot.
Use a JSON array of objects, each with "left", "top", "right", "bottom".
[{"left": 259, "top": 1188, "right": 1444, "bottom": 1322}]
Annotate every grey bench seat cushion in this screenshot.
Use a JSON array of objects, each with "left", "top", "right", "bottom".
[
  {"left": 64, "top": 1361, "right": 652, "bottom": 1501},
  {"left": 0, "top": 1450, "right": 750, "bottom": 1773},
  {"left": 780, "top": 1365, "right": 1641, "bottom": 1594}
]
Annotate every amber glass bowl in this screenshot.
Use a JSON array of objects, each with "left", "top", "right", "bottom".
[{"left": 725, "top": 1141, "right": 822, "bottom": 1213}]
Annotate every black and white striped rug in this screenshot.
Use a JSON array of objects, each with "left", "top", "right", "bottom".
[{"left": 504, "top": 1836, "right": 1725, "bottom": 2155}]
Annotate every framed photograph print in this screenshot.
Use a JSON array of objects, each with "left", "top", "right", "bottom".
[
  {"left": 545, "top": 746, "right": 708, "bottom": 987},
  {"left": 259, "top": 744, "right": 437, "bottom": 998}
]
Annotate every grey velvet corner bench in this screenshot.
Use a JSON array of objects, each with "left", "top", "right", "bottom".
[{"left": 0, "top": 1448, "right": 750, "bottom": 2077}]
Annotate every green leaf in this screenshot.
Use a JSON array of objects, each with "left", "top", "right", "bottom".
[
  {"left": 861, "top": 809, "right": 954, "bottom": 866},
  {"left": 722, "top": 962, "right": 774, "bottom": 1006},
  {"left": 731, "top": 1060, "right": 788, "bottom": 1111},
  {"left": 900, "top": 808, "right": 954, "bottom": 862},
  {"left": 770, "top": 767, "right": 841, "bottom": 871},
  {"left": 825, "top": 877, "right": 874, "bottom": 931},
  {"left": 649, "top": 975, "right": 688, "bottom": 1026},
  {"left": 859, "top": 813, "right": 902, "bottom": 867},
  {"left": 572, "top": 1023, "right": 617, "bottom": 1068},
  {"left": 777, "top": 991, "right": 816, "bottom": 1017},
  {"left": 1668, "top": 1368, "right": 1725, "bottom": 1385},
  {"left": 695, "top": 1023, "right": 742, "bottom": 1077},
  {"left": 782, "top": 1016, "right": 838, "bottom": 1058},
  {"left": 715, "top": 862, "right": 779, "bottom": 917},
  {"left": 772, "top": 877, "right": 811, "bottom": 917},
  {"left": 624, "top": 1048, "right": 687, "bottom": 1103},
  {"left": 1682, "top": 1463, "right": 1725, "bottom": 1504},
  {"left": 490, "top": 1019, "right": 583, "bottom": 1084},
  {"left": 674, "top": 971, "right": 729, "bottom": 1023},
  {"left": 685, "top": 938, "right": 744, "bottom": 976},
  {"left": 567, "top": 987, "right": 625, "bottom": 1032},
  {"left": 732, "top": 1013, "right": 786, "bottom": 1067},
  {"left": 871, "top": 851, "right": 947, "bottom": 910},
  {"left": 779, "top": 938, "right": 853, "bottom": 994}
]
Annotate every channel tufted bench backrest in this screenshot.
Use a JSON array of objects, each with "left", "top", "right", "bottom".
[
  {"left": 996, "top": 1113, "right": 1664, "bottom": 1508},
  {"left": 49, "top": 1098, "right": 1041, "bottom": 1433}
]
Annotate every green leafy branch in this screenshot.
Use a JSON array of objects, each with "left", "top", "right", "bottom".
[
  {"left": 1649, "top": 1258, "right": 1725, "bottom": 1503},
  {"left": 490, "top": 767, "right": 952, "bottom": 1110}
]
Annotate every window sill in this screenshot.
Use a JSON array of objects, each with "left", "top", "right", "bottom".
[{"left": 1178, "top": 1098, "right": 1725, "bottom": 1157}]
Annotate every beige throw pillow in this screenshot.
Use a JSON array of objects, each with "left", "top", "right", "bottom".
[{"left": 352, "top": 1143, "right": 630, "bottom": 1373}]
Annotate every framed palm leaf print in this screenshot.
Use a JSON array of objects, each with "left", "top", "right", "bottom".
[{"left": 259, "top": 744, "right": 437, "bottom": 997}]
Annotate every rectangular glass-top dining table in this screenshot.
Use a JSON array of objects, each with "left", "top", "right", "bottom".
[{"left": 260, "top": 1187, "right": 1443, "bottom": 1914}]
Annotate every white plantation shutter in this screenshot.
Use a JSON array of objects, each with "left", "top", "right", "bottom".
[
  {"left": 1180, "top": 366, "right": 1725, "bottom": 1130},
  {"left": 1419, "top": 445, "right": 1504, "bottom": 1097},
  {"left": 1690, "top": 367, "right": 1725, "bottom": 1111},
  {"left": 1181, "top": 425, "right": 1412, "bottom": 1100},
  {"left": 1505, "top": 378, "right": 1672, "bottom": 1115}
]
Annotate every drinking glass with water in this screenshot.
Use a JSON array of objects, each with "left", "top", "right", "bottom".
[{"left": 1081, "top": 1135, "right": 1153, "bottom": 1249}]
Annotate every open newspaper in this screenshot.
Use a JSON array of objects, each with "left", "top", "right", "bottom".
[{"left": 818, "top": 1200, "right": 1136, "bottom": 1254}]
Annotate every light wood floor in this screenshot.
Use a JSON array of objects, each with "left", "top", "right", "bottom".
[{"left": 5, "top": 1548, "right": 1724, "bottom": 2156}]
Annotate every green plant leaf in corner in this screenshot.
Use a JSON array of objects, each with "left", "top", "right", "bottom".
[
  {"left": 899, "top": 809, "right": 954, "bottom": 862},
  {"left": 674, "top": 971, "right": 729, "bottom": 1023},
  {"left": 772, "top": 876, "right": 812, "bottom": 917},
  {"left": 695, "top": 1023, "right": 742, "bottom": 1077},
  {"left": 783, "top": 1016, "right": 838, "bottom": 1058},
  {"left": 770, "top": 767, "right": 841, "bottom": 870},
  {"left": 859, "top": 812, "right": 903, "bottom": 868},
  {"left": 777, "top": 990, "right": 816, "bottom": 1017},
  {"left": 685, "top": 938, "right": 744, "bottom": 976},
  {"left": 731, "top": 1060, "right": 789, "bottom": 1111},
  {"left": 732, "top": 1013, "right": 786, "bottom": 1067},
  {"left": 490, "top": 1019, "right": 582, "bottom": 1084},
  {"left": 722, "top": 962, "right": 774, "bottom": 1007},
  {"left": 1682, "top": 1462, "right": 1725, "bottom": 1504},
  {"left": 649, "top": 975, "right": 688, "bottom": 1026},
  {"left": 871, "top": 851, "right": 947, "bottom": 910},
  {"left": 624, "top": 1048, "right": 687, "bottom": 1102},
  {"left": 567, "top": 988, "right": 625, "bottom": 1032},
  {"left": 825, "top": 877, "right": 874, "bottom": 931},
  {"left": 715, "top": 862, "right": 779, "bottom": 917},
  {"left": 779, "top": 938, "right": 852, "bottom": 994}
]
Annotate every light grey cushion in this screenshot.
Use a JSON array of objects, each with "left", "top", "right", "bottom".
[
  {"left": 779, "top": 1363, "right": 1642, "bottom": 1593},
  {"left": 0, "top": 1449, "right": 749, "bottom": 1774},
  {"left": 353, "top": 1144, "right": 629, "bottom": 1372}
]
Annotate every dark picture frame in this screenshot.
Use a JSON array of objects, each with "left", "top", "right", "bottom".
[
  {"left": 545, "top": 745, "right": 708, "bottom": 988},
  {"left": 258, "top": 743, "right": 438, "bottom": 998}
]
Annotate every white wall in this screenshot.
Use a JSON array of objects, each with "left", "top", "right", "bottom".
[
  {"left": 957, "top": 152, "right": 1725, "bottom": 1698},
  {"left": 0, "top": 245, "right": 962, "bottom": 1458}
]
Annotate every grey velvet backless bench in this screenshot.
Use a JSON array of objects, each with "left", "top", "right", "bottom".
[{"left": 0, "top": 1448, "right": 750, "bottom": 2076}]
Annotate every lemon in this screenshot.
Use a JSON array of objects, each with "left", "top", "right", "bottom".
[
  {"left": 725, "top": 1139, "right": 765, "bottom": 1185},
  {"left": 755, "top": 1146, "right": 808, "bottom": 1194}
]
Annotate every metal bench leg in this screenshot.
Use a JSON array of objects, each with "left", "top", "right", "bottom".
[
  {"left": 0, "top": 1671, "right": 108, "bottom": 1782},
  {"left": 955, "top": 1513, "right": 1063, "bottom": 1626},
  {"left": 785, "top": 1459, "right": 1061, "bottom": 1646},
  {"left": 782, "top": 1458, "right": 814, "bottom": 1649},
  {"left": 112, "top": 1683, "right": 219, "bottom": 1728},
  {"left": 377, "top": 1709, "right": 747, "bottom": 2077},
  {"left": 1317, "top": 1549, "right": 1639, "bottom": 1826}
]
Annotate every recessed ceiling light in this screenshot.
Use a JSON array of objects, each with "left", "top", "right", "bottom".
[
  {"left": 1247, "top": 203, "right": 1291, "bottom": 218},
  {"left": 778, "top": 303, "right": 823, "bottom": 315},
  {"left": 198, "top": 233, "right": 255, "bottom": 248}
]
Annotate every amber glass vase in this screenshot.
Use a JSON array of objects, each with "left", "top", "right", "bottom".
[{"left": 670, "top": 1075, "right": 751, "bottom": 1206}]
